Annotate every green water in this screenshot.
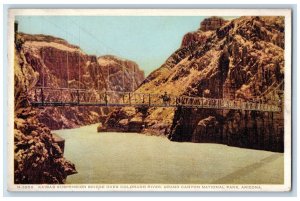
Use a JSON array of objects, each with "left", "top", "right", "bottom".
[{"left": 55, "top": 124, "right": 284, "bottom": 184}]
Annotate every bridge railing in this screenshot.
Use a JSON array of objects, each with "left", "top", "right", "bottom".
[{"left": 30, "top": 87, "right": 281, "bottom": 112}]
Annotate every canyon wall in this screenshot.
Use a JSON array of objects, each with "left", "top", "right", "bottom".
[
  {"left": 19, "top": 33, "right": 144, "bottom": 129},
  {"left": 14, "top": 47, "right": 77, "bottom": 184},
  {"left": 102, "top": 16, "right": 285, "bottom": 152}
]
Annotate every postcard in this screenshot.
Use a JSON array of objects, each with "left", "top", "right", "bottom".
[{"left": 7, "top": 8, "right": 291, "bottom": 191}]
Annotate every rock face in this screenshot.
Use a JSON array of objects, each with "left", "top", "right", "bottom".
[
  {"left": 98, "top": 55, "right": 144, "bottom": 92},
  {"left": 18, "top": 33, "right": 144, "bottom": 129},
  {"left": 181, "top": 17, "right": 227, "bottom": 47},
  {"left": 102, "top": 16, "right": 285, "bottom": 152},
  {"left": 14, "top": 33, "right": 144, "bottom": 183},
  {"left": 181, "top": 31, "right": 213, "bottom": 47},
  {"left": 200, "top": 16, "right": 227, "bottom": 32},
  {"left": 14, "top": 47, "right": 77, "bottom": 184}
]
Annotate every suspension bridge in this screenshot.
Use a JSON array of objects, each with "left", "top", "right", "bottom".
[
  {"left": 15, "top": 19, "right": 284, "bottom": 113},
  {"left": 30, "top": 84, "right": 283, "bottom": 112}
]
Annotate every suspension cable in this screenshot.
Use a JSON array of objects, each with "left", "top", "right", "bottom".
[
  {"left": 78, "top": 27, "right": 80, "bottom": 90},
  {"left": 40, "top": 20, "right": 45, "bottom": 89},
  {"left": 68, "top": 18, "right": 121, "bottom": 56},
  {"left": 66, "top": 27, "right": 69, "bottom": 89}
]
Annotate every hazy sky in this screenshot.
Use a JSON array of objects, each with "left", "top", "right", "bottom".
[{"left": 16, "top": 16, "right": 234, "bottom": 76}]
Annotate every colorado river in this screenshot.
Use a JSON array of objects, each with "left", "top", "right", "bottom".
[{"left": 55, "top": 124, "right": 284, "bottom": 184}]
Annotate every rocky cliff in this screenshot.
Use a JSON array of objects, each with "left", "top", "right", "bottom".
[
  {"left": 200, "top": 16, "right": 228, "bottom": 32},
  {"left": 97, "top": 55, "right": 144, "bottom": 92},
  {"left": 181, "top": 17, "right": 227, "bottom": 47},
  {"left": 101, "top": 16, "right": 285, "bottom": 152},
  {"left": 18, "top": 33, "right": 144, "bottom": 129},
  {"left": 14, "top": 47, "right": 77, "bottom": 184}
]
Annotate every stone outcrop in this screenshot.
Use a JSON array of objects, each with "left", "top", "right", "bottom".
[
  {"left": 200, "top": 16, "right": 228, "bottom": 32},
  {"left": 181, "top": 31, "right": 212, "bottom": 47},
  {"left": 181, "top": 17, "right": 228, "bottom": 47},
  {"left": 14, "top": 108, "right": 77, "bottom": 184},
  {"left": 102, "top": 16, "right": 285, "bottom": 152}
]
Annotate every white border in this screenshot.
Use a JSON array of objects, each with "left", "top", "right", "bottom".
[
  {"left": 7, "top": 8, "right": 292, "bottom": 192},
  {"left": 10, "top": 8, "right": 292, "bottom": 16}
]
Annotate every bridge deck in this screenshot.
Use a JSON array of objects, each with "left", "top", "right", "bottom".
[{"left": 29, "top": 87, "right": 281, "bottom": 112}]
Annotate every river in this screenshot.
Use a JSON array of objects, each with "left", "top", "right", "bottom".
[{"left": 54, "top": 124, "right": 284, "bottom": 184}]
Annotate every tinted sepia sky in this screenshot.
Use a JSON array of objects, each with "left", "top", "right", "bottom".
[{"left": 16, "top": 16, "right": 236, "bottom": 76}]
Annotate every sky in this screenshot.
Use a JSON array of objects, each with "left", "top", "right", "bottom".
[{"left": 16, "top": 16, "right": 234, "bottom": 76}]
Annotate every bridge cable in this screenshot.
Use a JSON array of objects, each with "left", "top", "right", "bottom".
[
  {"left": 39, "top": 17, "right": 121, "bottom": 93},
  {"left": 66, "top": 24, "right": 69, "bottom": 89},
  {"left": 68, "top": 18, "right": 122, "bottom": 56},
  {"left": 78, "top": 25, "right": 81, "bottom": 90}
]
